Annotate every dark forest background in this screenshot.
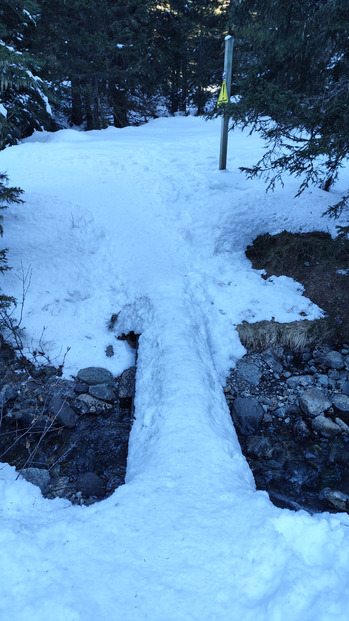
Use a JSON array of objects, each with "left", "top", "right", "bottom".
[{"left": 0, "top": 1, "right": 348, "bottom": 222}]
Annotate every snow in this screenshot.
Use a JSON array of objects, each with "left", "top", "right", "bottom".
[
  {"left": 0, "top": 117, "right": 348, "bottom": 620},
  {"left": 0, "top": 103, "right": 7, "bottom": 118}
]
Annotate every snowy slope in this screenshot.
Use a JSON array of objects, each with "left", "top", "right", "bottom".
[{"left": 0, "top": 117, "right": 348, "bottom": 621}]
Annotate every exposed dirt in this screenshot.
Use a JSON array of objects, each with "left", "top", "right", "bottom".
[{"left": 245, "top": 230, "right": 349, "bottom": 344}]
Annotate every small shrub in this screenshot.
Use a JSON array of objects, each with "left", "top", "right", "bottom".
[{"left": 0, "top": 172, "right": 23, "bottom": 309}]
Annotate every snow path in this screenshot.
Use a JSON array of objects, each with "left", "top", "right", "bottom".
[{"left": 0, "top": 118, "right": 348, "bottom": 620}]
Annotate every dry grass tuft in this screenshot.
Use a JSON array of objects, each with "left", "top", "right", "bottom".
[{"left": 236, "top": 318, "right": 333, "bottom": 352}]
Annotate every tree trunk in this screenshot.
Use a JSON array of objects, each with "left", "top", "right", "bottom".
[
  {"left": 111, "top": 85, "right": 128, "bottom": 128},
  {"left": 71, "top": 79, "right": 83, "bottom": 126}
]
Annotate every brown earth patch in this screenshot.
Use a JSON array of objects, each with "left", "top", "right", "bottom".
[{"left": 245, "top": 230, "right": 349, "bottom": 346}]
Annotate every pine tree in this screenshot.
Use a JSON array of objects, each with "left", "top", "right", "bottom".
[
  {"left": 0, "top": 173, "right": 23, "bottom": 308},
  {"left": 0, "top": 0, "right": 54, "bottom": 148},
  {"left": 227, "top": 0, "right": 348, "bottom": 225},
  {"left": 155, "top": 0, "right": 229, "bottom": 114},
  {"left": 35, "top": 0, "right": 159, "bottom": 128},
  {"left": 189, "top": 0, "right": 230, "bottom": 114}
]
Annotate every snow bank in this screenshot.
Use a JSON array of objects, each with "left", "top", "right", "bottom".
[{"left": 0, "top": 117, "right": 348, "bottom": 620}]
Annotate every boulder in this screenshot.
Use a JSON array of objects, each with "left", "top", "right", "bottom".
[
  {"left": 261, "top": 349, "right": 284, "bottom": 373},
  {"left": 74, "top": 382, "right": 89, "bottom": 395},
  {"left": 319, "top": 488, "right": 349, "bottom": 512},
  {"left": 0, "top": 384, "right": 18, "bottom": 405},
  {"left": 49, "top": 476, "right": 70, "bottom": 498},
  {"left": 77, "top": 367, "right": 114, "bottom": 386},
  {"left": 286, "top": 375, "right": 314, "bottom": 389},
  {"left": 328, "top": 369, "right": 347, "bottom": 383},
  {"left": 231, "top": 396, "right": 264, "bottom": 435},
  {"left": 46, "top": 378, "right": 75, "bottom": 399},
  {"left": 118, "top": 367, "right": 136, "bottom": 407},
  {"left": 311, "top": 415, "right": 340, "bottom": 438},
  {"left": 293, "top": 418, "right": 311, "bottom": 441},
  {"left": 236, "top": 360, "right": 262, "bottom": 386},
  {"left": 89, "top": 383, "right": 116, "bottom": 403},
  {"left": 77, "top": 394, "right": 113, "bottom": 415},
  {"left": 323, "top": 351, "right": 345, "bottom": 370},
  {"left": 20, "top": 467, "right": 51, "bottom": 493},
  {"left": 274, "top": 407, "right": 288, "bottom": 419},
  {"left": 332, "top": 394, "right": 349, "bottom": 424},
  {"left": 335, "top": 417, "right": 349, "bottom": 434},
  {"left": 49, "top": 395, "right": 78, "bottom": 428},
  {"left": 19, "top": 409, "right": 51, "bottom": 431},
  {"left": 299, "top": 388, "right": 332, "bottom": 417},
  {"left": 316, "top": 374, "right": 329, "bottom": 387},
  {"left": 76, "top": 472, "right": 106, "bottom": 498},
  {"left": 246, "top": 435, "right": 274, "bottom": 458}
]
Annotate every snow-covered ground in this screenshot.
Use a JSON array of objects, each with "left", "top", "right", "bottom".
[{"left": 0, "top": 117, "right": 348, "bottom": 620}]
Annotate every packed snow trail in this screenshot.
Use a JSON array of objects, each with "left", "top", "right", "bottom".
[{"left": 0, "top": 117, "right": 348, "bottom": 621}]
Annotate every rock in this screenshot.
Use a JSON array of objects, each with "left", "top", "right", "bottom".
[
  {"left": 74, "top": 382, "right": 89, "bottom": 395},
  {"left": 246, "top": 435, "right": 274, "bottom": 458},
  {"left": 88, "top": 383, "right": 116, "bottom": 403},
  {"left": 49, "top": 395, "right": 78, "bottom": 428},
  {"left": 286, "top": 404, "right": 302, "bottom": 416},
  {"left": 49, "top": 476, "right": 70, "bottom": 498},
  {"left": 299, "top": 388, "right": 332, "bottom": 417},
  {"left": 20, "top": 467, "right": 51, "bottom": 493},
  {"left": 274, "top": 406, "right": 288, "bottom": 419},
  {"left": 105, "top": 345, "right": 114, "bottom": 358},
  {"left": 316, "top": 374, "right": 329, "bottom": 387},
  {"left": 293, "top": 418, "right": 311, "bottom": 441},
  {"left": 19, "top": 409, "right": 51, "bottom": 431},
  {"left": 231, "top": 396, "right": 264, "bottom": 435},
  {"left": 311, "top": 415, "right": 340, "bottom": 438},
  {"left": 328, "top": 369, "right": 347, "bottom": 383},
  {"left": 118, "top": 367, "right": 136, "bottom": 407},
  {"left": 77, "top": 393, "right": 113, "bottom": 415},
  {"left": 286, "top": 375, "right": 314, "bottom": 389},
  {"left": 259, "top": 396, "right": 278, "bottom": 408},
  {"left": 303, "top": 444, "right": 325, "bottom": 467},
  {"left": 267, "top": 491, "right": 303, "bottom": 512},
  {"left": 328, "top": 440, "right": 349, "bottom": 464},
  {"left": 261, "top": 349, "right": 284, "bottom": 373},
  {"left": 77, "top": 367, "right": 114, "bottom": 386},
  {"left": 323, "top": 350, "right": 345, "bottom": 369},
  {"left": 335, "top": 417, "right": 349, "bottom": 434},
  {"left": 0, "top": 384, "right": 18, "bottom": 405},
  {"left": 29, "top": 367, "right": 45, "bottom": 379},
  {"left": 319, "top": 488, "right": 349, "bottom": 512},
  {"left": 46, "top": 378, "right": 75, "bottom": 399},
  {"left": 332, "top": 394, "right": 349, "bottom": 424},
  {"left": 236, "top": 360, "right": 262, "bottom": 385},
  {"left": 75, "top": 472, "right": 106, "bottom": 497},
  {"left": 263, "top": 412, "right": 273, "bottom": 423},
  {"left": 341, "top": 381, "right": 349, "bottom": 397}
]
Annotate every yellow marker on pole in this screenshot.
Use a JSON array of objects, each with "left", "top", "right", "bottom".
[{"left": 217, "top": 78, "right": 228, "bottom": 107}]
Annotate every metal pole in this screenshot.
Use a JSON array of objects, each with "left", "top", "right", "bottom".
[{"left": 219, "top": 35, "right": 234, "bottom": 170}]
